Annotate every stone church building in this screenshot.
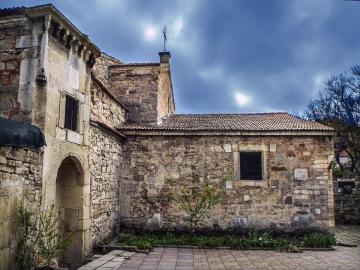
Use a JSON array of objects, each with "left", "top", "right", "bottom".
[{"left": 0, "top": 4, "right": 335, "bottom": 269}]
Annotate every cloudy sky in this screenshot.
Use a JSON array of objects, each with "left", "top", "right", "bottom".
[{"left": 1, "top": 0, "right": 360, "bottom": 114}]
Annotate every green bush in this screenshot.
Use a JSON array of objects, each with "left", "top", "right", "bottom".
[
  {"left": 117, "top": 230, "right": 336, "bottom": 252},
  {"left": 303, "top": 232, "right": 336, "bottom": 248},
  {"left": 15, "top": 199, "right": 72, "bottom": 269},
  {"left": 176, "top": 181, "right": 224, "bottom": 230}
]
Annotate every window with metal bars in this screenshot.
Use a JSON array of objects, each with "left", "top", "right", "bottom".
[
  {"left": 240, "top": 151, "right": 263, "bottom": 180},
  {"left": 64, "top": 95, "right": 78, "bottom": 131}
]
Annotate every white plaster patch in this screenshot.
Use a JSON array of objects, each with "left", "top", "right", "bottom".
[
  {"left": 294, "top": 194, "right": 308, "bottom": 200},
  {"left": 294, "top": 168, "right": 308, "bottom": 181},
  {"left": 226, "top": 181, "right": 233, "bottom": 189},
  {"left": 224, "top": 144, "right": 232, "bottom": 153},
  {"left": 270, "top": 143, "right": 276, "bottom": 152},
  {"left": 244, "top": 195, "right": 250, "bottom": 202}
]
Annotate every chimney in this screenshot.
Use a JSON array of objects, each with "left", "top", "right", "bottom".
[{"left": 159, "top": 51, "right": 171, "bottom": 64}]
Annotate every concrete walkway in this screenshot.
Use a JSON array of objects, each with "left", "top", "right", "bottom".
[{"left": 79, "top": 226, "right": 360, "bottom": 270}]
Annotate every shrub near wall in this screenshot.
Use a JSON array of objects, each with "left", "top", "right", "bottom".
[{"left": 0, "top": 146, "right": 43, "bottom": 269}]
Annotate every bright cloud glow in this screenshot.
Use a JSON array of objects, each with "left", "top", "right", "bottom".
[
  {"left": 235, "top": 92, "right": 251, "bottom": 106},
  {"left": 171, "top": 18, "right": 184, "bottom": 38},
  {"left": 144, "top": 25, "right": 158, "bottom": 41}
]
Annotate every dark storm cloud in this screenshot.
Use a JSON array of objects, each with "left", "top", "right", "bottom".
[{"left": 1, "top": 0, "right": 360, "bottom": 113}]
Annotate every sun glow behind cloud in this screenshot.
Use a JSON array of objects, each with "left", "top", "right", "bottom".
[
  {"left": 235, "top": 92, "right": 251, "bottom": 106},
  {"left": 144, "top": 24, "right": 158, "bottom": 41}
]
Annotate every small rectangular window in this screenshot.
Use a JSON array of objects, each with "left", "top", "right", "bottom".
[
  {"left": 64, "top": 95, "right": 78, "bottom": 131},
  {"left": 240, "top": 151, "right": 262, "bottom": 180}
]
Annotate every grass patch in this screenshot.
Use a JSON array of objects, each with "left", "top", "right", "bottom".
[
  {"left": 303, "top": 232, "right": 336, "bottom": 248},
  {"left": 116, "top": 230, "right": 335, "bottom": 252}
]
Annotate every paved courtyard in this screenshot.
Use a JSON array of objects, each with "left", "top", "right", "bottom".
[{"left": 79, "top": 226, "right": 360, "bottom": 270}]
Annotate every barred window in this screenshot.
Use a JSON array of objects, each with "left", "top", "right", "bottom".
[
  {"left": 240, "top": 151, "right": 263, "bottom": 180},
  {"left": 64, "top": 95, "right": 78, "bottom": 131}
]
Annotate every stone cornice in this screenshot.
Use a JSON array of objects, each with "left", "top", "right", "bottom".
[{"left": 25, "top": 4, "right": 100, "bottom": 59}]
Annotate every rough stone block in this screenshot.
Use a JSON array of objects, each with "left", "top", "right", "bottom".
[
  {"left": 226, "top": 181, "right": 233, "bottom": 189},
  {"left": 0, "top": 156, "right": 6, "bottom": 164},
  {"left": 66, "top": 130, "right": 83, "bottom": 145},
  {"left": 0, "top": 165, "right": 14, "bottom": 173},
  {"left": 147, "top": 213, "right": 162, "bottom": 230},
  {"left": 15, "top": 35, "right": 36, "bottom": 48},
  {"left": 56, "top": 127, "right": 66, "bottom": 141},
  {"left": 231, "top": 217, "right": 248, "bottom": 228}
]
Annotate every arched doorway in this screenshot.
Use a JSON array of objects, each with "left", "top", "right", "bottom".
[{"left": 56, "top": 156, "right": 85, "bottom": 268}]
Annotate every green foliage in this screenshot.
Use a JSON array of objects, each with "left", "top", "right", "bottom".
[
  {"left": 304, "top": 66, "right": 360, "bottom": 174},
  {"left": 116, "top": 230, "right": 315, "bottom": 253},
  {"left": 15, "top": 199, "right": 72, "bottom": 269},
  {"left": 15, "top": 203, "right": 37, "bottom": 269},
  {"left": 303, "top": 232, "right": 336, "bottom": 248},
  {"left": 176, "top": 181, "right": 224, "bottom": 229}
]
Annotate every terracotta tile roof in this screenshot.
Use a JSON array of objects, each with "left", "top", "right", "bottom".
[{"left": 118, "top": 113, "right": 334, "bottom": 132}]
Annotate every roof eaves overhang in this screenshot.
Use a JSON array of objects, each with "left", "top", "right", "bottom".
[
  {"left": 116, "top": 129, "right": 336, "bottom": 137},
  {"left": 25, "top": 4, "right": 100, "bottom": 57}
]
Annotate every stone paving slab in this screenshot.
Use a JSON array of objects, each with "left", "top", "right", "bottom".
[
  {"left": 78, "top": 250, "right": 135, "bottom": 270},
  {"left": 113, "top": 246, "right": 360, "bottom": 270},
  {"left": 336, "top": 225, "right": 360, "bottom": 245},
  {"left": 79, "top": 226, "right": 360, "bottom": 270}
]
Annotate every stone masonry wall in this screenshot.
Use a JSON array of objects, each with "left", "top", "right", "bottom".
[
  {"left": 157, "top": 63, "right": 175, "bottom": 121},
  {"left": 92, "top": 53, "right": 122, "bottom": 87},
  {"left": 90, "top": 79, "right": 127, "bottom": 128},
  {"left": 0, "top": 13, "right": 41, "bottom": 123},
  {"left": 121, "top": 135, "right": 335, "bottom": 232},
  {"left": 0, "top": 146, "right": 43, "bottom": 269},
  {"left": 89, "top": 126, "right": 123, "bottom": 246},
  {"left": 109, "top": 65, "right": 160, "bottom": 124}
]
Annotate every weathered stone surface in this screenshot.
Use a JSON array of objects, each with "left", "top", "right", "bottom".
[
  {"left": 0, "top": 146, "right": 43, "bottom": 268},
  {"left": 121, "top": 135, "right": 334, "bottom": 231},
  {"left": 0, "top": 15, "right": 40, "bottom": 122},
  {"left": 89, "top": 126, "right": 123, "bottom": 246},
  {"left": 109, "top": 58, "right": 174, "bottom": 124},
  {"left": 90, "top": 78, "right": 127, "bottom": 129}
]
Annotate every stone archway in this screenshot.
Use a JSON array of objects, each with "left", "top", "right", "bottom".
[{"left": 56, "top": 155, "right": 85, "bottom": 268}]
